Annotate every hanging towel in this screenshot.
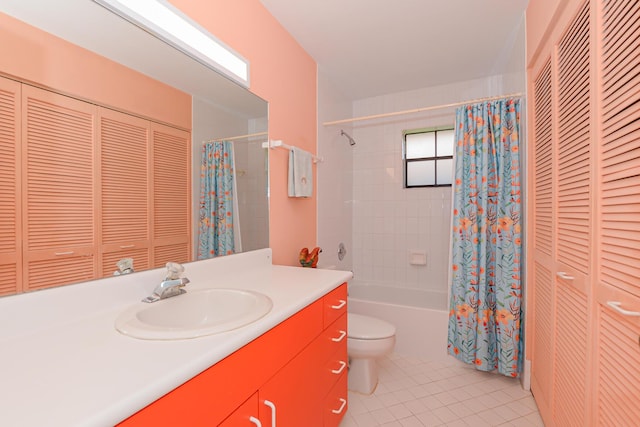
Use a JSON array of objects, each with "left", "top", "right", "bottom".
[{"left": 288, "top": 147, "right": 313, "bottom": 197}]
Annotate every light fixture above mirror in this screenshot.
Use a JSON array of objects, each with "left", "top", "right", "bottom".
[{"left": 93, "top": 0, "right": 249, "bottom": 87}]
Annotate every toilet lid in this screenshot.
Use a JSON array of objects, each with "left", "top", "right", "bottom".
[{"left": 348, "top": 313, "right": 396, "bottom": 339}]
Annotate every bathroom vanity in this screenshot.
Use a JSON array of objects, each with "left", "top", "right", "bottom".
[
  {"left": 120, "top": 284, "right": 348, "bottom": 426},
  {"left": 0, "top": 249, "right": 351, "bottom": 426}
]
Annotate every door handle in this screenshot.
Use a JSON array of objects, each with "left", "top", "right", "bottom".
[
  {"left": 607, "top": 301, "right": 640, "bottom": 317},
  {"left": 556, "top": 272, "right": 574, "bottom": 281}
]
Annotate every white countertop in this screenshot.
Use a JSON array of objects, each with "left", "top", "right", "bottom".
[{"left": 0, "top": 249, "right": 352, "bottom": 427}]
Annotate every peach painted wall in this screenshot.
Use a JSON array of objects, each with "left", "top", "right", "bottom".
[
  {"left": 0, "top": 13, "right": 191, "bottom": 129},
  {"left": 168, "top": 0, "right": 318, "bottom": 266},
  {"left": 526, "top": 0, "right": 568, "bottom": 67}
]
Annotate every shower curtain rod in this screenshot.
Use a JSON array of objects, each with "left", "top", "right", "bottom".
[
  {"left": 204, "top": 131, "right": 268, "bottom": 143},
  {"left": 322, "top": 92, "right": 524, "bottom": 126}
]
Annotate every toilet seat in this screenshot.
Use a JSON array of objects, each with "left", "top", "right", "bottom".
[{"left": 348, "top": 313, "right": 396, "bottom": 340}]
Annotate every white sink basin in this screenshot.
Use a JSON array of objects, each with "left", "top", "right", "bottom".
[{"left": 115, "top": 288, "right": 273, "bottom": 340}]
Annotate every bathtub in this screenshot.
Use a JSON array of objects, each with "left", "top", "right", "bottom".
[{"left": 348, "top": 282, "right": 450, "bottom": 363}]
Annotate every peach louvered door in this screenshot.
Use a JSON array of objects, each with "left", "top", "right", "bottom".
[
  {"left": 21, "top": 85, "right": 97, "bottom": 291},
  {"left": 595, "top": 308, "right": 640, "bottom": 426},
  {"left": 595, "top": 0, "right": 640, "bottom": 424},
  {"left": 528, "top": 0, "right": 640, "bottom": 425},
  {"left": 98, "top": 108, "right": 151, "bottom": 276},
  {"left": 551, "top": 2, "right": 592, "bottom": 425},
  {"left": 530, "top": 58, "right": 555, "bottom": 414},
  {"left": 0, "top": 76, "right": 21, "bottom": 295},
  {"left": 150, "top": 123, "right": 191, "bottom": 267}
]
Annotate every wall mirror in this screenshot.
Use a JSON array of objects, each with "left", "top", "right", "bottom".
[{"left": 0, "top": 0, "right": 269, "bottom": 293}]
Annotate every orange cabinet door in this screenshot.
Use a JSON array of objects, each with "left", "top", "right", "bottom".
[
  {"left": 219, "top": 393, "right": 261, "bottom": 427},
  {"left": 259, "top": 331, "right": 327, "bottom": 427},
  {"left": 323, "top": 373, "right": 348, "bottom": 427}
]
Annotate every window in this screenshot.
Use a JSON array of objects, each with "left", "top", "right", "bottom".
[{"left": 403, "top": 127, "right": 454, "bottom": 187}]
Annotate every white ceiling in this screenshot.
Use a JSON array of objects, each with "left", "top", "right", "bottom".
[{"left": 260, "top": 0, "right": 529, "bottom": 101}]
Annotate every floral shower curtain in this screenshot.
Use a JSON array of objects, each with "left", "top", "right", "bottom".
[
  {"left": 447, "top": 98, "right": 523, "bottom": 377},
  {"left": 198, "top": 141, "right": 236, "bottom": 259}
]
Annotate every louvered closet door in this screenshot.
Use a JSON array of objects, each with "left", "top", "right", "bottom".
[
  {"left": 21, "top": 85, "right": 97, "bottom": 291},
  {"left": 151, "top": 123, "right": 191, "bottom": 267},
  {"left": 553, "top": 2, "right": 592, "bottom": 425},
  {"left": 595, "top": 0, "right": 640, "bottom": 424},
  {"left": 0, "top": 77, "right": 21, "bottom": 295},
  {"left": 98, "top": 108, "right": 151, "bottom": 276},
  {"left": 530, "top": 58, "right": 555, "bottom": 413}
]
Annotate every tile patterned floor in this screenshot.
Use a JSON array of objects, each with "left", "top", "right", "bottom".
[{"left": 340, "top": 353, "right": 544, "bottom": 427}]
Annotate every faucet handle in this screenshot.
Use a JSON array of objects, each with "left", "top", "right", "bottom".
[
  {"left": 165, "top": 262, "right": 185, "bottom": 280},
  {"left": 114, "top": 258, "right": 134, "bottom": 275}
]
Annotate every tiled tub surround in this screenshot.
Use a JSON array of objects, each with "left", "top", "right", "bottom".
[{"left": 0, "top": 249, "right": 352, "bottom": 426}]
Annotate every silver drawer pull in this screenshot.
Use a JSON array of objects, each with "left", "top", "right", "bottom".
[
  {"left": 263, "top": 400, "right": 276, "bottom": 426},
  {"left": 119, "top": 244, "right": 135, "bottom": 249},
  {"left": 331, "top": 330, "right": 347, "bottom": 342},
  {"left": 331, "top": 360, "right": 347, "bottom": 375},
  {"left": 331, "top": 398, "right": 347, "bottom": 414},
  {"left": 331, "top": 299, "right": 346, "bottom": 310},
  {"left": 607, "top": 301, "right": 640, "bottom": 317}
]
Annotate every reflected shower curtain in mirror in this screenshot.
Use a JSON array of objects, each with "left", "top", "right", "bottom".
[
  {"left": 448, "top": 98, "right": 523, "bottom": 377},
  {"left": 198, "top": 140, "right": 240, "bottom": 259}
]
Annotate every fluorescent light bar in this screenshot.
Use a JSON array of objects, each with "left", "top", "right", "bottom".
[{"left": 94, "top": 0, "right": 249, "bottom": 86}]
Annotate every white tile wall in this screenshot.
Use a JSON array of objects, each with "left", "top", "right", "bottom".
[
  {"left": 319, "top": 73, "right": 526, "bottom": 295},
  {"left": 318, "top": 71, "right": 354, "bottom": 271}
]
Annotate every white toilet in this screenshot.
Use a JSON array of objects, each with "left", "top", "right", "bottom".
[{"left": 347, "top": 313, "right": 396, "bottom": 394}]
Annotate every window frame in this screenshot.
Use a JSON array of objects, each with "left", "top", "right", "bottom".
[{"left": 403, "top": 126, "right": 454, "bottom": 188}]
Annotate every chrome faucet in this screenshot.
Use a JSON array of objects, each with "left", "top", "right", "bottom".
[{"left": 142, "top": 262, "right": 190, "bottom": 303}]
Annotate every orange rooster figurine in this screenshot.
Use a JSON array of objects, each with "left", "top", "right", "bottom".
[{"left": 299, "top": 247, "right": 322, "bottom": 268}]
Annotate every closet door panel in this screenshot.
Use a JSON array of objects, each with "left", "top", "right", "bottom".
[
  {"left": 599, "top": 0, "right": 640, "bottom": 301},
  {"left": 151, "top": 123, "right": 190, "bottom": 266},
  {"left": 530, "top": 58, "right": 555, "bottom": 411},
  {"left": 552, "top": 283, "right": 588, "bottom": 425},
  {"left": 154, "top": 243, "right": 190, "bottom": 268},
  {"left": 0, "top": 76, "right": 21, "bottom": 295},
  {"left": 596, "top": 2, "right": 640, "bottom": 422},
  {"left": 533, "top": 60, "right": 553, "bottom": 259},
  {"left": 531, "top": 261, "right": 553, "bottom": 407},
  {"left": 21, "top": 85, "right": 96, "bottom": 291},
  {"left": 98, "top": 108, "right": 150, "bottom": 275},
  {"left": 552, "top": 2, "right": 592, "bottom": 425},
  {"left": 555, "top": 1, "right": 592, "bottom": 278},
  {"left": 596, "top": 306, "right": 640, "bottom": 426}
]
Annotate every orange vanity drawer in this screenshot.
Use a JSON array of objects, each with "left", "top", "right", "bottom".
[
  {"left": 323, "top": 283, "right": 347, "bottom": 328},
  {"left": 320, "top": 314, "right": 348, "bottom": 390},
  {"left": 324, "top": 372, "right": 348, "bottom": 427}
]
